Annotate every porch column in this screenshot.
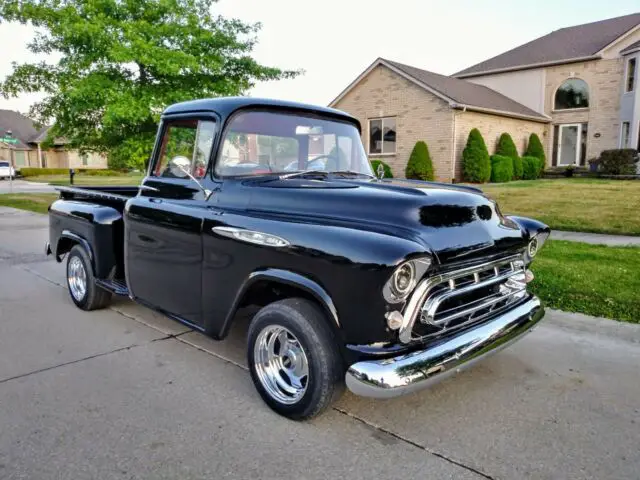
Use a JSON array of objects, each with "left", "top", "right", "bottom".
[{"left": 37, "top": 143, "right": 42, "bottom": 168}]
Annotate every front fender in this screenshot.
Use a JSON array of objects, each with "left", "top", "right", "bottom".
[{"left": 507, "top": 215, "right": 550, "bottom": 240}]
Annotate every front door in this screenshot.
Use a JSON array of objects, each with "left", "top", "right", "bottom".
[
  {"left": 124, "top": 116, "right": 218, "bottom": 327},
  {"left": 557, "top": 124, "right": 581, "bottom": 166}
]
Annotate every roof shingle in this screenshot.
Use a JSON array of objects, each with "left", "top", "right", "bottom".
[
  {"left": 455, "top": 12, "right": 640, "bottom": 77},
  {"left": 382, "top": 59, "right": 549, "bottom": 121}
]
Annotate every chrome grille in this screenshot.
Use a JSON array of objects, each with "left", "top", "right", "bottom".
[{"left": 399, "top": 255, "right": 527, "bottom": 343}]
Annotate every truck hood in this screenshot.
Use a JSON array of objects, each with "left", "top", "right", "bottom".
[{"left": 246, "top": 177, "right": 528, "bottom": 264}]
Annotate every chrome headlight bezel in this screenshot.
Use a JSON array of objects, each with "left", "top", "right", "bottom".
[
  {"left": 383, "top": 257, "right": 432, "bottom": 304},
  {"left": 525, "top": 231, "right": 549, "bottom": 263}
]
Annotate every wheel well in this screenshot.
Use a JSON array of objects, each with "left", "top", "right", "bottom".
[
  {"left": 55, "top": 237, "right": 77, "bottom": 261},
  {"left": 239, "top": 279, "right": 320, "bottom": 311}
]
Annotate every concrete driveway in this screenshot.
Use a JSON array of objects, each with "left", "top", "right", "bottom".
[
  {"left": 0, "top": 179, "right": 56, "bottom": 194},
  {"left": 1, "top": 206, "right": 639, "bottom": 480}
]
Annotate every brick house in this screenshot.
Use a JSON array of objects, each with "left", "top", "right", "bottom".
[
  {"left": 0, "top": 109, "right": 107, "bottom": 170},
  {"left": 331, "top": 12, "right": 640, "bottom": 180}
]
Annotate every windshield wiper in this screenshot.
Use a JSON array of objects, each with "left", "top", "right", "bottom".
[{"left": 279, "top": 170, "right": 329, "bottom": 180}]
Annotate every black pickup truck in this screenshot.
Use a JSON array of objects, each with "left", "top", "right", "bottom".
[{"left": 46, "top": 97, "right": 549, "bottom": 420}]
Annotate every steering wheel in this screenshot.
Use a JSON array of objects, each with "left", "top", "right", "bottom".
[{"left": 309, "top": 154, "right": 340, "bottom": 171}]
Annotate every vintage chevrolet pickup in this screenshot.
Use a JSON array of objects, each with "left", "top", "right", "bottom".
[{"left": 46, "top": 97, "right": 549, "bottom": 419}]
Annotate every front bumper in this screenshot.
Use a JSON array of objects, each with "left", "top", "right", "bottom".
[{"left": 345, "top": 296, "right": 544, "bottom": 398}]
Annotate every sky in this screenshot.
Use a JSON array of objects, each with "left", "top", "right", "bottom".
[{"left": 1, "top": 0, "right": 639, "bottom": 114}]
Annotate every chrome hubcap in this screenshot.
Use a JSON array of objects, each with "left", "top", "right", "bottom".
[
  {"left": 253, "top": 325, "right": 309, "bottom": 405},
  {"left": 67, "top": 256, "right": 87, "bottom": 301}
]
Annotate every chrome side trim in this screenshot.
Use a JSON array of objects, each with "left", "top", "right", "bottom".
[
  {"left": 398, "top": 254, "right": 521, "bottom": 343},
  {"left": 345, "top": 296, "right": 544, "bottom": 398},
  {"left": 212, "top": 226, "right": 290, "bottom": 248}
]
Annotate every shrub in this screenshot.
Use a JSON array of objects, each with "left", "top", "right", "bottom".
[
  {"left": 370, "top": 159, "right": 393, "bottom": 178},
  {"left": 495, "top": 133, "right": 521, "bottom": 180},
  {"left": 522, "top": 156, "right": 541, "bottom": 180},
  {"left": 462, "top": 128, "right": 491, "bottom": 183},
  {"left": 597, "top": 149, "right": 638, "bottom": 175},
  {"left": 19, "top": 167, "right": 120, "bottom": 177},
  {"left": 405, "top": 141, "right": 434, "bottom": 181},
  {"left": 490, "top": 155, "right": 514, "bottom": 183},
  {"left": 512, "top": 156, "right": 523, "bottom": 180},
  {"left": 525, "top": 133, "right": 546, "bottom": 169},
  {"left": 19, "top": 167, "right": 70, "bottom": 177}
]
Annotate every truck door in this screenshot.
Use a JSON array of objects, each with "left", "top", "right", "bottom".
[{"left": 124, "top": 116, "right": 217, "bottom": 328}]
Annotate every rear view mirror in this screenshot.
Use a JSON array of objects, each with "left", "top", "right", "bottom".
[{"left": 295, "top": 126, "right": 323, "bottom": 135}]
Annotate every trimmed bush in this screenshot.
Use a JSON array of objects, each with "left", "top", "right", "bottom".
[
  {"left": 370, "top": 159, "right": 393, "bottom": 178},
  {"left": 405, "top": 141, "right": 434, "bottom": 181},
  {"left": 522, "top": 156, "right": 540, "bottom": 180},
  {"left": 512, "top": 156, "right": 523, "bottom": 180},
  {"left": 525, "top": 133, "right": 546, "bottom": 174},
  {"left": 19, "top": 167, "right": 120, "bottom": 177},
  {"left": 490, "top": 155, "right": 514, "bottom": 183},
  {"left": 597, "top": 149, "right": 638, "bottom": 175},
  {"left": 462, "top": 128, "right": 491, "bottom": 183}
]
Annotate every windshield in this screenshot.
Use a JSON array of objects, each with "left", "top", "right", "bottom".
[{"left": 216, "top": 110, "right": 372, "bottom": 177}]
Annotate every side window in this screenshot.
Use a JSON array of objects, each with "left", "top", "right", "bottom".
[{"left": 154, "top": 119, "right": 216, "bottom": 179}]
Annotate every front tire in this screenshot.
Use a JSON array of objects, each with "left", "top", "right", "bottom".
[
  {"left": 247, "top": 298, "right": 344, "bottom": 420},
  {"left": 66, "top": 245, "right": 111, "bottom": 311}
]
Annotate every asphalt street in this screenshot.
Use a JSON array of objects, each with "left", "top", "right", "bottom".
[
  {"left": 0, "top": 179, "right": 56, "bottom": 194},
  {"left": 0, "top": 206, "right": 639, "bottom": 479}
]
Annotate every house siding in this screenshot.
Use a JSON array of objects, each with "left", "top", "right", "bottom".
[
  {"left": 454, "top": 111, "right": 548, "bottom": 178},
  {"left": 332, "top": 65, "right": 454, "bottom": 181},
  {"left": 544, "top": 58, "right": 624, "bottom": 162}
]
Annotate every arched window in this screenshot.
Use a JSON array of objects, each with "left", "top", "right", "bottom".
[{"left": 554, "top": 78, "right": 589, "bottom": 110}]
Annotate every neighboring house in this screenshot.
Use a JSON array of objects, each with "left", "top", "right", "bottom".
[
  {"left": 331, "top": 12, "right": 640, "bottom": 180},
  {"left": 0, "top": 109, "right": 107, "bottom": 170}
]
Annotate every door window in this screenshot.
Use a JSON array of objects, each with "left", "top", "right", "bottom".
[{"left": 154, "top": 119, "right": 216, "bottom": 179}]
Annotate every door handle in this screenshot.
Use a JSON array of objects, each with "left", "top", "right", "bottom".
[
  {"left": 149, "top": 198, "right": 163, "bottom": 204},
  {"left": 139, "top": 185, "right": 160, "bottom": 192}
]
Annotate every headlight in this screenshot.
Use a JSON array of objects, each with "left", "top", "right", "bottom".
[
  {"left": 383, "top": 257, "right": 432, "bottom": 303},
  {"left": 525, "top": 231, "right": 549, "bottom": 263}
]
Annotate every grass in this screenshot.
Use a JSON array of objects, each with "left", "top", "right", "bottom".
[
  {"left": 0, "top": 193, "right": 59, "bottom": 214},
  {"left": 27, "top": 173, "right": 144, "bottom": 186},
  {"left": 530, "top": 240, "right": 640, "bottom": 323},
  {"left": 478, "top": 179, "right": 640, "bottom": 236}
]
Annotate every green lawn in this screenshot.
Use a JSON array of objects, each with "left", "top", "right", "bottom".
[
  {"left": 530, "top": 240, "right": 640, "bottom": 323},
  {"left": 478, "top": 179, "right": 640, "bottom": 236},
  {"left": 0, "top": 193, "right": 59, "bottom": 214},
  {"left": 27, "top": 173, "right": 144, "bottom": 186}
]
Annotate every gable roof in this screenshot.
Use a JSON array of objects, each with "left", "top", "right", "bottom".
[
  {"left": 0, "top": 109, "right": 39, "bottom": 148},
  {"left": 455, "top": 12, "right": 640, "bottom": 78},
  {"left": 330, "top": 58, "right": 549, "bottom": 122}
]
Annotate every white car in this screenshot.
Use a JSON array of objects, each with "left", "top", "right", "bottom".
[{"left": 0, "top": 161, "right": 16, "bottom": 180}]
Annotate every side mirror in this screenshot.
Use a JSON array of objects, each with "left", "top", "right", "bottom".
[{"left": 168, "top": 156, "right": 191, "bottom": 178}]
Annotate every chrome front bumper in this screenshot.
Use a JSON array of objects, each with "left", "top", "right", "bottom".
[{"left": 345, "top": 296, "right": 544, "bottom": 398}]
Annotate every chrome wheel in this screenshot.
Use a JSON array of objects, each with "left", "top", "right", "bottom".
[
  {"left": 67, "top": 256, "right": 87, "bottom": 301},
  {"left": 253, "top": 325, "right": 309, "bottom": 405}
]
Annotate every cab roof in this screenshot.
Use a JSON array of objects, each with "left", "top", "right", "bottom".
[{"left": 163, "top": 96, "right": 360, "bottom": 130}]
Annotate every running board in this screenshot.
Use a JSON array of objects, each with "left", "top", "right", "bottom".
[{"left": 96, "top": 278, "right": 129, "bottom": 296}]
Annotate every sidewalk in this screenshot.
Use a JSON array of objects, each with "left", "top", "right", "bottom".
[{"left": 551, "top": 230, "right": 640, "bottom": 246}]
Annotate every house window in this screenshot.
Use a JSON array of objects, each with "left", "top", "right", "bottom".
[
  {"left": 554, "top": 79, "right": 589, "bottom": 110},
  {"left": 626, "top": 58, "right": 636, "bottom": 93},
  {"left": 621, "top": 122, "right": 630, "bottom": 148},
  {"left": 13, "top": 150, "right": 26, "bottom": 166},
  {"left": 81, "top": 153, "right": 89, "bottom": 166},
  {"left": 369, "top": 117, "right": 396, "bottom": 154}
]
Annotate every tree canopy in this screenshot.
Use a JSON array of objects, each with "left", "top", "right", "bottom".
[{"left": 0, "top": 0, "right": 299, "bottom": 169}]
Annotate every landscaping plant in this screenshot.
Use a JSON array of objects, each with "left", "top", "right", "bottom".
[
  {"left": 522, "top": 156, "right": 540, "bottom": 180},
  {"left": 370, "top": 160, "right": 393, "bottom": 178},
  {"left": 462, "top": 129, "right": 491, "bottom": 183},
  {"left": 495, "top": 133, "right": 521, "bottom": 180},
  {"left": 597, "top": 149, "right": 638, "bottom": 175},
  {"left": 490, "top": 155, "right": 514, "bottom": 183},
  {"left": 405, "top": 141, "right": 434, "bottom": 181},
  {"left": 525, "top": 133, "right": 546, "bottom": 174}
]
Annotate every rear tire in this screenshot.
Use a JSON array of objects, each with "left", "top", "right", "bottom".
[
  {"left": 247, "top": 298, "right": 345, "bottom": 420},
  {"left": 66, "top": 245, "right": 111, "bottom": 311}
]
